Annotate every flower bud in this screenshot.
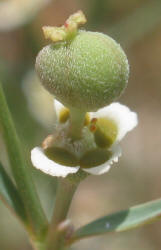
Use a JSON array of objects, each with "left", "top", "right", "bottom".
[{"left": 36, "top": 12, "right": 129, "bottom": 111}]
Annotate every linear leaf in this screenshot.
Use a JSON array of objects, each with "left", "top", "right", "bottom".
[
  {"left": 0, "top": 82, "right": 48, "bottom": 236},
  {"left": 0, "top": 162, "right": 28, "bottom": 223},
  {"left": 71, "top": 199, "right": 161, "bottom": 243}
]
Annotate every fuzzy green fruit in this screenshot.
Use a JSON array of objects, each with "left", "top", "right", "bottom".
[{"left": 36, "top": 30, "right": 129, "bottom": 111}]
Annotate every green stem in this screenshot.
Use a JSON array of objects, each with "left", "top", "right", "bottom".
[
  {"left": 68, "top": 108, "right": 86, "bottom": 140},
  {"left": 31, "top": 240, "right": 47, "bottom": 250},
  {"left": 47, "top": 178, "right": 78, "bottom": 250},
  {"left": 0, "top": 82, "right": 48, "bottom": 237}
]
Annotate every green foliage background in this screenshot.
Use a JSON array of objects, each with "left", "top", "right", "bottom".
[{"left": 0, "top": 0, "right": 161, "bottom": 249}]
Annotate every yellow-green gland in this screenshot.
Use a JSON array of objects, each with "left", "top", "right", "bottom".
[{"left": 36, "top": 30, "right": 129, "bottom": 111}]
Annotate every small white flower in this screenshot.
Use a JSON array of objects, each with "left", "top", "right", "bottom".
[{"left": 31, "top": 101, "right": 138, "bottom": 178}]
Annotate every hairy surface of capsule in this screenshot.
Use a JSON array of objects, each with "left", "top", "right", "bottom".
[{"left": 36, "top": 30, "right": 129, "bottom": 111}]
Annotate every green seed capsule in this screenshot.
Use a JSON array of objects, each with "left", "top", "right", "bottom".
[{"left": 36, "top": 12, "right": 129, "bottom": 111}]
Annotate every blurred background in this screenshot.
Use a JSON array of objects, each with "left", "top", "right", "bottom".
[{"left": 0, "top": 0, "right": 161, "bottom": 249}]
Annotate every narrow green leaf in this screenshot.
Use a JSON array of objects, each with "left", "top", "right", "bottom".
[
  {"left": 0, "top": 162, "right": 28, "bottom": 223},
  {"left": 71, "top": 199, "right": 161, "bottom": 243},
  {"left": 0, "top": 82, "right": 48, "bottom": 236}
]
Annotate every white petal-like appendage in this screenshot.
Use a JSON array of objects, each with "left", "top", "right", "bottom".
[
  {"left": 83, "top": 144, "right": 122, "bottom": 175},
  {"left": 54, "top": 99, "right": 65, "bottom": 118},
  {"left": 22, "top": 70, "right": 56, "bottom": 129},
  {"left": 31, "top": 147, "right": 79, "bottom": 177},
  {"left": 91, "top": 103, "right": 138, "bottom": 141}
]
